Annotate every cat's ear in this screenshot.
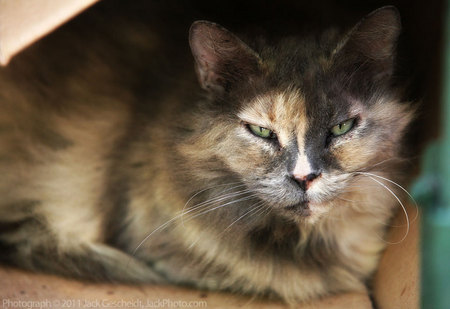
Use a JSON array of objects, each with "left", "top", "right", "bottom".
[
  {"left": 189, "top": 21, "right": 261, "bottom": 93},
  {"left": 334, "top": 6, "right": 401, "bottom": 82}
]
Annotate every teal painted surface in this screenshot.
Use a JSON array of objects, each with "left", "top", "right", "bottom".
[
  {"left": 442, "top": 0, "right": 450, "bottom": 210},
  {"left": 412, "top": 1, "right": 450, "bottom": 308}
]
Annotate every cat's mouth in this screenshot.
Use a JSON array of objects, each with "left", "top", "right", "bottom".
[{"left": 283, "top": 201, "right": 311, "bottom": 217}]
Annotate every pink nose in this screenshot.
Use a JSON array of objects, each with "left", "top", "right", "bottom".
[{"left": 293, "top": 172, "right": 321, "bottom": 191}]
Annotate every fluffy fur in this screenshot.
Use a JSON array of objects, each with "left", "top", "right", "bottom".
[{"left": 0, "top": 4, "right": 414, "bottom": 304}]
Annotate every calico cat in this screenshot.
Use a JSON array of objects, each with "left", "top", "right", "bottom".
[{"left": 0, "top": 4, "right": 414, "bottom": 304}]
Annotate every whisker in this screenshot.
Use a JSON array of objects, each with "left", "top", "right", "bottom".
[
  {"left": 341, "top": 184, "right": 384, "bottom": 189},
  {"left": 358, "top": 157, "right": 402, "bottom": 172},
  {"left": 131, "top": 190, "right": 256, "bottom": 257},
  {"left": 335, "top": 196, "right": 408, "bottom": 228},
  {"left": 187, "top": 188, "right": 252, "bottom": 211},
  {"left": 184, "top": 194, "right": 259, "bottom": 223},
  {"left": 336, "top": 196, "right": 359, "bottom": 203},
  {"left": 131, "top": 211, "right": 191, "bottom": 257},
  {"left": 187, "top": 199, "right": 264, "bottom": 250},
  {"left": 181, "top": 189, "right": 254, "bottom": 226},
  {"left": 356, "top": 174, "right": 410, "bottom": 244},
  {"left": 182, "top": 182, "right": 246, "bottom": 215},
  {"left": 354, "top": 171, "right": 419, "bottom": 223},
  {"left": 220, "top": 202, "right": 266, "bottom": 235}
]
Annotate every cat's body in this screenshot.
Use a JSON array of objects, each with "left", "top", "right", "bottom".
[{"left": 0, "top": 3, "right": 414, "bottom": 303}]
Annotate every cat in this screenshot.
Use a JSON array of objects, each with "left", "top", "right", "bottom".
[{"left": 0, "top": 4, "right": 414, "bottom": 304}]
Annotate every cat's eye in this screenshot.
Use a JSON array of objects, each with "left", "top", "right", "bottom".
[
  {"left": 331, "top": 118, "right": 355, "bottom": 137},
  {"left": 247, "top": 124, "right": 275, "bottom": 139}
]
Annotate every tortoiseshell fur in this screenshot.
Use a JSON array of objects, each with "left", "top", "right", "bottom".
[{"left": 0, "top": 2, "right": 414, "bottom": 304}]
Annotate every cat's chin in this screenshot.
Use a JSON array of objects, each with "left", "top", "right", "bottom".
[
  {"left": 283, "top": 202, "right": 312, "bottom": 217},
  {"left": 280, "top": 200, "right": 332, "bottom": 225}
]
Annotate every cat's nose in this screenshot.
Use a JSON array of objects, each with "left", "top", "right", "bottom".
[{"left": 293, "top": 172, "right": 321, "bottom": 191}]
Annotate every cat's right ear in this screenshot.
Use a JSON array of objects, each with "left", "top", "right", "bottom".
[
  {"left": 332, "top": 6, "right": 401, "bottom": 84},
  {"left": 189, "top": 21, "right": 261, "bottom": 93}
]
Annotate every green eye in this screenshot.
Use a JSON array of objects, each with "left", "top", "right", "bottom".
[
  {"left": 248, "top": 124, "right": 274, "bottom": 139},
  {"left": 331, "top": 118, "right": 355, "bottom": 136}
]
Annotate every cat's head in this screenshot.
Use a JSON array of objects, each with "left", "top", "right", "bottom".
[{"left": 183, "top": 6, "right": 413, "bottom": 222}]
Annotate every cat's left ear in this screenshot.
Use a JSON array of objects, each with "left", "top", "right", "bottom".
[
  {"left": 333, "top": 6, "right": 401, "bottom": 82},
  {"left": 189, "top": 21, "right": 261, "bottom": 93}
]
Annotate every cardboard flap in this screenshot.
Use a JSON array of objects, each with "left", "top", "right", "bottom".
[{"left": 0, "top": 0, "right": 99, "bottom": 65}]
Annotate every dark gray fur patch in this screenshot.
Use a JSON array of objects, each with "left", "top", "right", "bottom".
[
  {"left": 130, "top": 162, "right": 145, "bottom": 168},
  {"left": 1, "top": 200, "right": 40, "bottom": 215},
  {"left": 303, "top": 84, "right": 350, "bottom": 172},
  {"left": 0, "top": 216, "right": 46, "bottom": 265},
  {"left": 0, "top": 218, "right": 35, "bottom": 234},
  {"left": 248, "top": 217, "right": 300, "bottom": 260},
  {"left": 35, "top": 127, "right": 73, "bottom": 151},
  {"left": 0, "top": 124, "right": 13, "bottom": 134},
  {"left": 104, "top": 179, "right": 131, "bottom": 249},
  {"left": 283, "top": 139, "right": 299, "bottom": 175},
  {"left": 0, "top": 240, "right": 19, "bottom": 263}
]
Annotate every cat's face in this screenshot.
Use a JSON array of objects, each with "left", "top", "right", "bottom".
[
  {"left": 223, "top": 87, "right": 411, "bottom": 220},
  {"left": 186, "top": 7, "right": 413, "bottom": 221}
]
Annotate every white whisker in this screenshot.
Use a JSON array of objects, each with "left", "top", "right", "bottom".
[
  {"left": 335, "top": 196, "right": 408, "bottom": 228},
  {"left": 132, "top": 190, "right": 256, "bottom": 256},
  {"left": 187, "top": 189, "right": 252, "bottom": 211},
  {"left": 336, "top": 196, "right": 359, "bottom": 203},
  {"left": 355, "top": 173, "right": 410, "bottom": 244},
  {"left": 181, "top": 188, "right": 252, "bottom": 225},
  {"left": 359, "top": 157, "right": 401, "bottom": 171},
  {"left": 182, "top": 182, "right": 245, "bottom": 215},
  {"left": 354, "top": 171, "right": 419, "bottom": 223},
  {"left": 185, "top": 194, "right": 259, "bottom": 223},
  {"left": 181, "top": 191, "right": 254, "bottom": 223},
  {"left": 220, "top": 202, "right": 266, "bottom": 235},
  {"left": 188, "top": 199, "right": 264, "bottom": 250}
]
